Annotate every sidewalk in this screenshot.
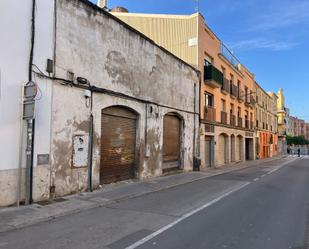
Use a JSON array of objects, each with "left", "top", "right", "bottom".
[{"left": 0, "top": 155, "right": 288, "bottom": 233}]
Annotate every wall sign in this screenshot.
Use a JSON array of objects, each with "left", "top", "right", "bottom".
[{"left": 73, "top": 135, "right": 89, "bottom": 168}]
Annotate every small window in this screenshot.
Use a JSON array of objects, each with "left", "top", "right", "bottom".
[
  {"left": 205, "top": 92, "right": 214, "bottom": 107},
  {"left": 230, "top": 104, "right": 234, "bottom": 114},
  {"left": 221, "top": 99, "right": 226, "bottom": 112}
]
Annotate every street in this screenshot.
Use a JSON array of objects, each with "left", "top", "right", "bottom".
[{"left": 0, "top": 157, "right": 308, "bottom": 249}]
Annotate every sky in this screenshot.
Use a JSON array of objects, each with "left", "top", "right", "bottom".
[{"left": 91, "top": 0, "right": 309, "bottom": 121}]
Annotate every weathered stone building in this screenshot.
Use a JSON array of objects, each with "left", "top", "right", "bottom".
[
  {"left": 50, "top": 0, "right": 200, "bottom": 198},
  {"left": 0, "top": 0, "right": 200, "bottom": 206}
]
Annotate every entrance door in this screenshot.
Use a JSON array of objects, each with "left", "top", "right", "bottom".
[
  {"left": 231, "top": 135, "right": 235, "bottom": 163},
  {"left": 100, "top": 106, "right": 137, "bottom": 184},
  {"left": 205, "top": 136, "right": 212, "bottom": 168},
  {"left": 218, "top": 134, "right": 228, "bottom": 165},
  {"left": 245, "top": 138, "right": 253, "bottom": 160},
  {"left": 163, "top": 113, "right": 181, "bottom": 170}
]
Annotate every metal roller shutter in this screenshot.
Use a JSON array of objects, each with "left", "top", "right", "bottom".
[{"left": 100, "top": 107, "right": 137, "bottom": 184}]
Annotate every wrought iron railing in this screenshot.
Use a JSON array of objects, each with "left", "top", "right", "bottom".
[{"left": 204, "top": 65, "right": 223, "bottom": 85}]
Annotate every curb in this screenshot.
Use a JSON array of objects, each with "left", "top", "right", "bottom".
[{"left": 0, "top": 156, "right": 293, "bottom": 234}]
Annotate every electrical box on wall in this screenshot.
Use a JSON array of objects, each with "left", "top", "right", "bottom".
[
  {"left": 73, "top": 135, "right": 89, "bottom": 168},
  {"left": 23, "top": 81, "right": 38, "bottom": 120}
]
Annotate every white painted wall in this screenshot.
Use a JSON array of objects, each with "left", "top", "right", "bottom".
[{"left": 0, "top": 0, "right": 55, "bottom": 206}]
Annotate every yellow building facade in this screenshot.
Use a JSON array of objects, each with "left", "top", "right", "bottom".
[
  {"left": 276, "top": 88, "right": 287, "bottom": 154},
  {"left": 113, "top": 11, "right": 257, "bottom": 169}
]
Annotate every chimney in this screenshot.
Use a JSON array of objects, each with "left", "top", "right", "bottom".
[{"left": 97, "top": 0, "right": 107, "bottom": 8}]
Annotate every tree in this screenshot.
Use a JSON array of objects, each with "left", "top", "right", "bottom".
[
  {"left": 287, "top": 135, "right": 309, "bottom": 146},
  {"left": 286, "top": 135, "right": 294, "bottom": 146}
]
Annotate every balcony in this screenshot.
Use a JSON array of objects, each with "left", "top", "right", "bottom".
[
  {"left": 231, "top": 85, "right": 238, "bottom": 99},
  {"left": 204, "top": 106, "right": 216, "bottom": 122},
  {"left": 221, "top": 111, "right": 227, "bottom": 125},
  {"left": 230, "top": 115, "right": 236, "bottom": 127},
  {"left": 245, "top": 95, "right": 255, "bottom": 107},
  {"left": 250, "top": 96, "right": 255, "bottom": 106},
  {"left": 238, "top": 90, "right": 245, "bottom": 103},
  {"left": 204, "top": 65, "right": 223, "bottom": 88},
  {"left": 238, "top": 117, "right": 243, "bottom": 128},
  {"left": 221, "top": 78, "right": 230, "bottom": 95},
  {"left": 245, "top": 119, "right": 249, "bottom": 129},
  {"left": 278, "top": 131, "right": 287, "bottom": 136}
]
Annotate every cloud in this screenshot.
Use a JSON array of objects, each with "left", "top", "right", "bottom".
[
  {"left": 250, "top": 1, "right": 309, "bottom": 31},
  {"left": 229, "top": 38, "right": 298, "bottom": 51}
]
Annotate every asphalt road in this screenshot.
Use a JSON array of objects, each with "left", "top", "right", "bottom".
[
  {"left": 0, "top": 157, "right": 307, "bottom": 249},
  {"left": 134, "top": 157, "right": 309, "bottom": 249}
]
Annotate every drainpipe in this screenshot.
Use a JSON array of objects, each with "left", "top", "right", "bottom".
[
  {"left": 87, "top": 87, "right": 94, "bottom": 192},
  {"left": 193, "top": 83, "right": 196, "bottom": 158},
  {"left": 193, "top": 82, "right": 201, "bottom": 171}
]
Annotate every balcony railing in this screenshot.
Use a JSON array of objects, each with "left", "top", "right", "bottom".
[
  {"left": 250, "top": 96, "right": 255, "bottom": 106},
  {"left": 204, "top": 106, "right": 216, "bottom": 122},
  {"left": 245, "top": 94, "right": 255, "bottom": 107},
  {"left": 278, "top": 131, "right": 287, "bottom": 136},
  {"left": 238, "top": 90, "right": 245, "bottom": 102},
  {"left": 238, "top": 117, "right": 243, "bottom": 128},
  {"left": 231, "top": 85, "right": 238, "bottom": 98},
  {"left": 245, "top": 119, "right": 249, "bottom": 129},
  {"left": 245, "top": 93, "right": 250, "bottom": 105},
  {"left": 230, "top": 115, "right": 236, "bottom": 127},
  {"left": 204, "top": 65, "right": 223, "bottom": 88},
  {"left": 221, "top": 43, "right": 242, "bottom": 70},
  {"left": 221, "top": 111, "right": 227, "bottom": 124},
  {"left": 221, "top": 78, "right": 230, "bottom": 94}
]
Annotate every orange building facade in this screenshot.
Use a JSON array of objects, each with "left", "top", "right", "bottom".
[{"left": 255, "top": 87, "right": 278, "bottom": 159}]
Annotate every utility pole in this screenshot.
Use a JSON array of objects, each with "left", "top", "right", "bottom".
[{"left": 23, "top": 81, "right": 37, "bottom": 205}]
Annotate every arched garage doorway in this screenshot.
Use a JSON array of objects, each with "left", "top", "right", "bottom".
[
  {"left": 231, "top": 134, "right": 236, "bottom": 163},
  {"left": 218, "top": 133, "right": 229, "bottom": 166},
  {"left": 162, "top": 113, "right": 182, "bottom": 171},
  {"left": 236, "top": 135, "right": 244, "bottom": 162},
  {"left": 100, "top": 106, "right": 138, "bottom": 184}
]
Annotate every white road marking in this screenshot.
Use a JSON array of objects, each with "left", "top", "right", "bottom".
[
  {"left": 126, "top": 157, "right": 298, "bottom": 249},
  {"left": 267, "top": 168, "right": 279, "bottom": 175},
  {"left": 125, "top": 182, "right": 251, "bottom": 249},
  {"left": 267, "top": 158, "right": 298, "bottom": 175}
]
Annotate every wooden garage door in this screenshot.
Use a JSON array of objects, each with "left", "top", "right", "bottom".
[
  {"left": 100, "top": 107, "right": 137, "bottom": 184},
  {"left": 163, "top": 114, "right": 181, "bottom": 162}
]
